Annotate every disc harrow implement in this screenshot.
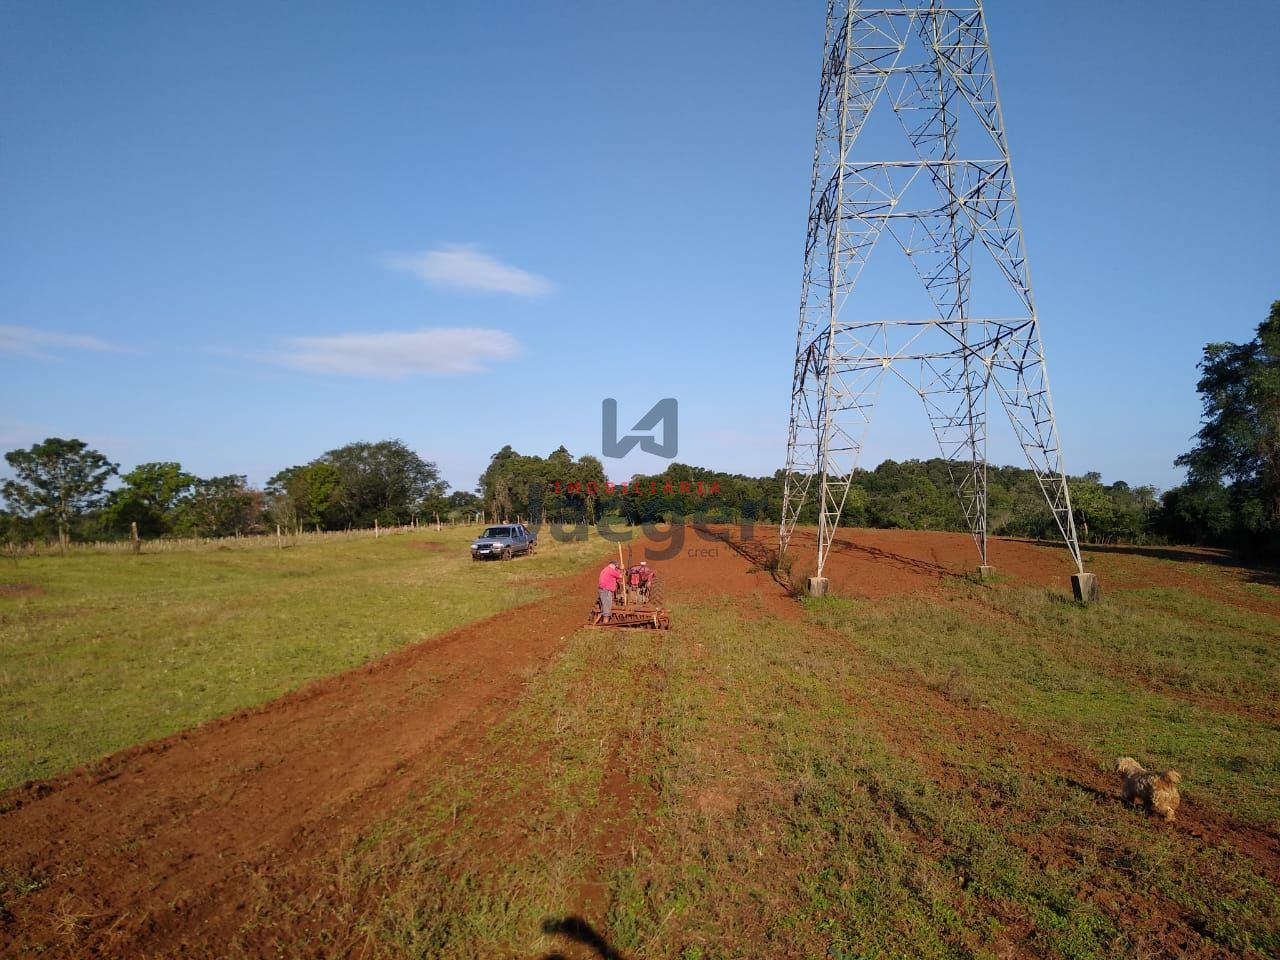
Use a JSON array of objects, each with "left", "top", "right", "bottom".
[{"left": 587, "top": 599, "right": 671, "bottom": 630}]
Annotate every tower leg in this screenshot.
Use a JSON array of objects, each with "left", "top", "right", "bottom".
[{"left": 1071, "top": 572, "right": 1100, "bottom": 603}]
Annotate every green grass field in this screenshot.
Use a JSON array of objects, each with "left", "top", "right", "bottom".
[
  {"left": 319, "top": 578, "right": 1280, "bottom": 960},
  {"left": 0, "top": 526, "right": 601, "bottom": 789},
  {"left": 2, "top": 529, "right": 1278, "bottom": 958}
]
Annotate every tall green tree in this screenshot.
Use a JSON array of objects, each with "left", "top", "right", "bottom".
[
  {"left": 267, "top": 462, "right": 342, "bottom": 531},
  {"left": 173, "top": 475, "right": 261, "bottom": 538},
  {"left": 2, "top": 438, "right": 118, "bottom": 549},
  {"left": 1175, "top": 299, "right": 1280, "bottom": 551},
  {"left": 479, "top": 445, "right": 524, "bottom": 521},
  {"left": 319, "top": 440, "right": 446, "bottom": 528},
  {"left": 264, "top": 465, "right": 303, "bottom": 532},
  {"left": 1156, "top": 482, "right": 1233, "bottom": 545},
  {"left": 102, "top": 461, "right": 196, "bottom": 537},
  {"left": 444, "top": 490, "right": 483, "bottom": 522},
  {"left": 478, "top": 445, "right": 607, "bottom": 524},
  {"left": 1069, "top": 474, "right": 1117, "bottom": 542}
]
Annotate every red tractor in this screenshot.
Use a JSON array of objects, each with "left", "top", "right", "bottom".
[{"left": 587, "top": 559, "right": 669, "bottom": 629}]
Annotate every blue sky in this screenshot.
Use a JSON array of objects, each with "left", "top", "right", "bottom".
[{"left": 2, "top": 0, "right": 1277, "bottom": 495}]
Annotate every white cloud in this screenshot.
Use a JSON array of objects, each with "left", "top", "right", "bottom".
[
  {"left": 0, "top": 325, "right": 129, "bottom": 359},
  {"left": 272, "top": 327, "right": 521, "bottom": 378},
  {"left": 385, "top": 244, "right": 555, "bottom": 298}
]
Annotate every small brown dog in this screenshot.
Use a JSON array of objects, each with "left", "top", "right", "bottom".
[{"left": 1115, "top": 757, "right": 1182, "bottom": 821}]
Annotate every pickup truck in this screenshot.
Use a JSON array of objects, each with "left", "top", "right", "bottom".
[{"left": 470, "top": 524, "right": 537, "bottom": 561}]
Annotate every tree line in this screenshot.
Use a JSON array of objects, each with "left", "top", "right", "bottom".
[
  {"left": 0, "top": 439, "right": 479, "bottom": 545},
  {"left": 1163, "top": 300, "right": 1280, "bottom": 556},
  {"left": 4, "top": 300, "right": 1277, "bottom": 556},
  {"left": 473, "top": 447, "right": 1163, "bottom": 545}
]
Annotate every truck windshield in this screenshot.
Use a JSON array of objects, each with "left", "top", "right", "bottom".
[{"left": 481, "top": 527, "right": 510, "bottom": 538}]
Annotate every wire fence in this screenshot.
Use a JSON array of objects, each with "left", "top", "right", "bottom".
[{"left": 0, "top": 522, "right": 487, "bottom": 558}]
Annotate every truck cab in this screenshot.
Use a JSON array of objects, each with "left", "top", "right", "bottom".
[{"left": 470, "top": 524, "right": 534, "bottom": 560}]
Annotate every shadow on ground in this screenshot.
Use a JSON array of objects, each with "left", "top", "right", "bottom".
[
  {"left": 538, "top": 915, "right": 627, "bottom": 960},
  {"left": 1079, "top": 541, "right": 1280, "bottom": 587},
  {"left": 698, "top": 523, "right": 971, "bottom": 592}
]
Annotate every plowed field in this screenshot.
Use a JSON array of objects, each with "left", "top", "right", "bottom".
[{"left": 3, "top": 527, "right": 1277, "bottom": 958}]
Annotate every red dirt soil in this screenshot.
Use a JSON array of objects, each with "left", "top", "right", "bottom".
[
  {"left": 1, "top": 561, "right": 609, "bottom": 957},
  {"left": 1, "top": 528, "right": 1276, "bottom": 957},
  {"left": 0, "top": 583, "right": 44, "bottom": 598}
]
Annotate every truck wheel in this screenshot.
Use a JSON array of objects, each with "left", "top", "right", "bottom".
[{"left": 502, "top": 547, "right": 512, "bottom": 561}]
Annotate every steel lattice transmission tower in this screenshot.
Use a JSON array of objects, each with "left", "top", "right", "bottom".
[{"left": 780, "top": 0, "right": 1086, "bottom": 588}]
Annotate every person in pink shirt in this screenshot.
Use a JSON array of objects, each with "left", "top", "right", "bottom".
[
  {"left": 598, "top": 560, "right": 624, "bottom": 622},
  {"left": 627, "top": 561, "right": 655, "bottom": 601},
  {"left": 636, "top": 560, "right": 654, "bottom": 600}
]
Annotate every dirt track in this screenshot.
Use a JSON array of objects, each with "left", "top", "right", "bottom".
[
  {"left": 1, "top": 558, "right": 613, "bottom": 956},
  {"left": 1, "top": 528, "right": 1275, "bottom": 957}
]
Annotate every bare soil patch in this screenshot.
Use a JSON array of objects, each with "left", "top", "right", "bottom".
[
  {"left": 751, "top": 526, "right": 1080, "bottom": 597},
  {"left": 0, "top": 582, "right": 44, "bottom": 598},
  {"left": 0, "top": 565, "right": 604, "bottom": 956}
]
